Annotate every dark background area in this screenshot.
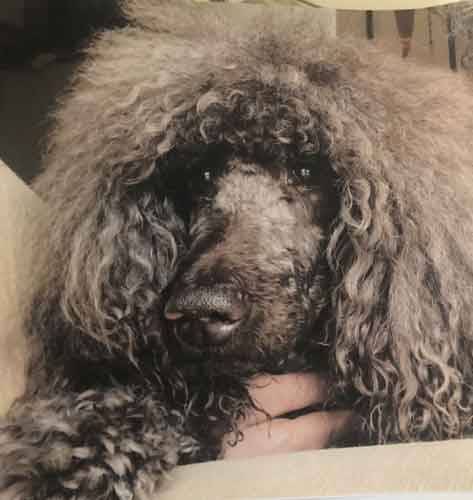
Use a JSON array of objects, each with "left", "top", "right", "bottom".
[
  {"left": 1, "top": 0, "right": 126, "bottom": 67},
  {"left": 0, "top": 0, "right": 126, "bottom": 183}
]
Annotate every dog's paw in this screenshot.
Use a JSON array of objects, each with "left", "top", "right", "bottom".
[{"left": 0, "top": 388, "right": 200, "bottom": 500}]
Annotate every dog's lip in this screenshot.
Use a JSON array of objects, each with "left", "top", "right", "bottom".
[
  {"left": 169, "top": 318, "right": 248, "bottom": 359},
  {"left": 165, "top": 310, "right": 184, "bottom": 321},
  {"left": 201, "top": 317, "right": 243, "bottom": 344},
  {"left": 166, "top": 303, "right": 256, "bottom": 360},
  {"left": 170, "top": 317, "right": 243, "bottom": 350}
]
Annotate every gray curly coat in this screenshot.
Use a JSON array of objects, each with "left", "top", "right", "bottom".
[{"left": 2, "top": 2, "right": 473, "bottom": 499}]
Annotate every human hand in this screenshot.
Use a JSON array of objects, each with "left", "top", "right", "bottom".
[{"left": 222, "top": 373, "right": 354, "bottom": 459}]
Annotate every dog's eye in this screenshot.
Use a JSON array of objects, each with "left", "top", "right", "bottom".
[
  {"left": 289, "top": 166, "right": 314, "bottom": 186},
  {"left": 288, "top": 154, "right": 333, "bottom": 187},
  {"left": 299, "top": 168, "right": 311, "bottom": 179},
  {"left": 189, "top": 167, "right": 213, "bottom": 186},
  {"left": 186, "top": 166, "right": 217, "bottom": 202}
]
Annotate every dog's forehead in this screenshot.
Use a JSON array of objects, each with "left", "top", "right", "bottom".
[
  {"left": 224, "top": 157, "right": 285, "bottom": 178},
  {"left": 213, "top": 157, "right": 314, "bottom": 224},
  {"left": 220, "top": 157, "right": 280, "bottom": 192},
  {"left": 226, "top": 158, "right": 262, "bottom": 174}
]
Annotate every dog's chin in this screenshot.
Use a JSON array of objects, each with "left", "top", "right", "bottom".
[{"left": 170, "top": 333, "right": 314, "bottom": 378}]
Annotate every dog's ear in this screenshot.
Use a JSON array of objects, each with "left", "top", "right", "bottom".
[
  {"left": 27, "top": 154, "right": 185, "bottom": 373},
  {"left": 323, "top": 57, "right": 473, "bottom": 443},
  {"left": 24, "top": 28, "right": 204, "bottom": 374}
]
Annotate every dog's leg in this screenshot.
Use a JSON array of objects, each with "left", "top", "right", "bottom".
[{"left": 0, "top": 386, "right": 199, "bottom": 500}]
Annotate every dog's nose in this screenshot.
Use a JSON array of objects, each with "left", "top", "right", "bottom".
[{"left": 164, "top": 285, "right": 247, "bottom": 346}]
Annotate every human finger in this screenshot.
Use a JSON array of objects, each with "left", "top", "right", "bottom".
[
  {"left": 241, "top": 372, "right": 329, "bottom": 428},
  {"left": 223, "top": 409, "right": 353, "bottom": 459}
]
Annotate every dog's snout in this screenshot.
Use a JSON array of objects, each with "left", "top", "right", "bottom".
[{"left": 165, "top": 285, "right": 247, "bottom": 346}]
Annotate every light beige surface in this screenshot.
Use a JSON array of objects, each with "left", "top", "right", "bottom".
[
  {"left": 0, "top": 160, "right": 41, "bottom": 414},
  {"left": 1, "top": 162, "right": 473, "bottom": 498},
  {"left": 317, "top": 0, "right": 461, "bottom": 9},
  {"left": 158, "top": 439, "right": 473, "bottom": 499},
  {"left": 197, "top": 0, "right": 462, "bottom": 10}
]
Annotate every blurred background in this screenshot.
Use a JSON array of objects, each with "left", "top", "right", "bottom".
[{"left": 1, "top": 0, "right": 472, "bottom": 183}]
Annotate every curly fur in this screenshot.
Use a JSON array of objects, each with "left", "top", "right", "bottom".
[{"left": 2, "top": 2, "right": 473, "bottom": 498}]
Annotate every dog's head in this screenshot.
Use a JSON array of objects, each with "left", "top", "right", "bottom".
[
  {"left": 158, "top": 143, "right": 338, "bottom": 371},
  {"left": 28, "top": 4, "right": 473, "bottom": 442}
]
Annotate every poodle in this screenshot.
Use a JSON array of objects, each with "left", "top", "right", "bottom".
[{"left": 2, "top": 2, "right": 473, "bottom": 499}]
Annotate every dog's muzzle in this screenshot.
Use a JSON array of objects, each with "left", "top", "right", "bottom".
[{"left": 164, "top": 284, "right": 248, "bottom": 347}]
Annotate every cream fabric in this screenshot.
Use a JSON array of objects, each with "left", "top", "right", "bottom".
[
  {"left": 158, "top": 440, "right": 473, "bottom": 499},
  {"left": 0, "top": 160, "right": 39, "bottom": 414},
  {"left": 0, "top": 161, "right": 472, "bottom": 498},
  {"left": 315, "top": 0, "right": 462, "bottom": 9}
]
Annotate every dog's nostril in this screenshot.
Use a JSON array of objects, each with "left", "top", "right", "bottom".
[{"left": 164, "top": 286, "right": 247, "bottom": 346}]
